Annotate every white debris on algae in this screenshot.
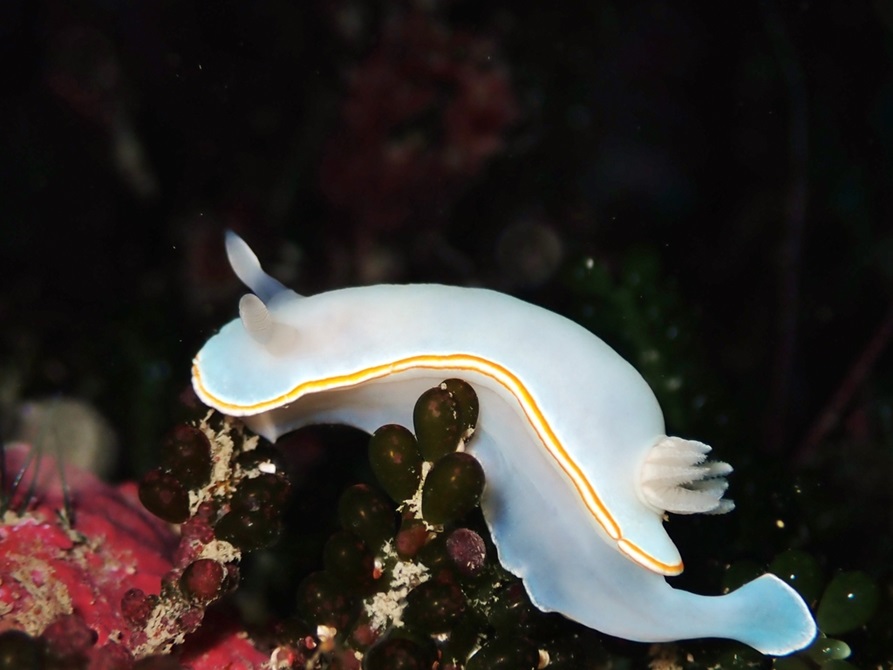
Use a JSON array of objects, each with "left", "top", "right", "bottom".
[{"left": 364, "top": 541, "right": 430, "bottom": 631}]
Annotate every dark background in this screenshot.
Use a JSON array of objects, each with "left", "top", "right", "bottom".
[{"left": 1, "top": 0, "right": 891, "bottom": 661}]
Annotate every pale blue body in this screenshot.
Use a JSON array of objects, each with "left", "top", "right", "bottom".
[{"left": 192, "top": 233, "right": 817, "bottom": 655}]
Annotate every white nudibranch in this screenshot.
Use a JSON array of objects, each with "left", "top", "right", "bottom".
[{"left": 192, "top": 232, "right": 817, "bottom": 656}]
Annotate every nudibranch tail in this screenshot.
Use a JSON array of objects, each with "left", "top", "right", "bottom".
[
  {"left": 225, "top": 230, "right": 294, "bottom": 302},
  {"left": 716, "top": 574, "right": 818, "bottom": 655},
  {"left": 640, "top": 436, "right": 735, "bottom": 514}
]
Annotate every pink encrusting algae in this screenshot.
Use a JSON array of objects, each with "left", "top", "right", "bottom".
[
  {"left": 0, "top": 444, "right": 175, "bottom": 648},
  {"left": 0, "top": 428, "right": 271, "bottom": 669}
]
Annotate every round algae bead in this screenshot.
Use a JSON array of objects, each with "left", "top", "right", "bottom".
[
  {"left": 160, "top": 424, "right": 212, "bottom": 490},
  {"left": 138, "top": 468, "right": 190, "bottom": 524},
  {"left": 816, "top": 571, "right": 879, "bottom": 635},
  {"left": 395, "top": 519, "right": 429, "bottom": 560},
  {"left": 369, "top": 424, "right": 423, "bottom": 502},
  {"left": 413, "top": 387, "right": 462, "bottom": 461},
  {"left": 403, "top": 580, "right": 467, "bottom": 634},
  {"left": 440, "top": 378, "right": 479, "bottom": 437},
  {"left": 415, "top": 533, "right": 452, "bottom": 574},
  {"left": 180, "top": 559, "right": 226, "bottom": 602},
  {"left": 231, "top": 473, "right": 291, "bottom": 511},
  {"left": 446, "top": 528, "right": 487, "bottom": 578},
  {"left": 421, "top": 452, "right": 485, "bottom": 525},
  {"left": 337, "top": 484, "right": 395, "bottom": 551},
  {"left": 214, "top": 509, "right": 281, "bottom": 550},
  {"left": 804, "top": 636, "right": 851, "bottom": 663}
]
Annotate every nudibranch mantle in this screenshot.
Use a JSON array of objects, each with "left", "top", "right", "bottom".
[{"left": 191, "top": 232, "right": 817, "bottom": 655}]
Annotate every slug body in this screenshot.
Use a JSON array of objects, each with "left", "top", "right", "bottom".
[{"left": 192, "top": 233, "right": 817, "bottom": 655}]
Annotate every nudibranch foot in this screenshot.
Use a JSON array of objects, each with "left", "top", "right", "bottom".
[
  {"left": 640, "top": 436, "right": 735, "bottom": 514},
  {"left": 474, "top": 421, "right": 816, "bottom": 656}
]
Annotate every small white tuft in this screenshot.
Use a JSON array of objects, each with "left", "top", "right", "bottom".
[{"left": 640, "top": 436, "right": 734, "bottom": 515}]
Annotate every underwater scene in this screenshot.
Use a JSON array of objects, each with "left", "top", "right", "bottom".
[{"left": 1, "top": 2, "right": 891, "bottom": 669}]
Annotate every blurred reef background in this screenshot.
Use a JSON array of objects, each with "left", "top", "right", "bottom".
[{"left": 1, "top": 1, "right": 892, "bottom": 668}]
